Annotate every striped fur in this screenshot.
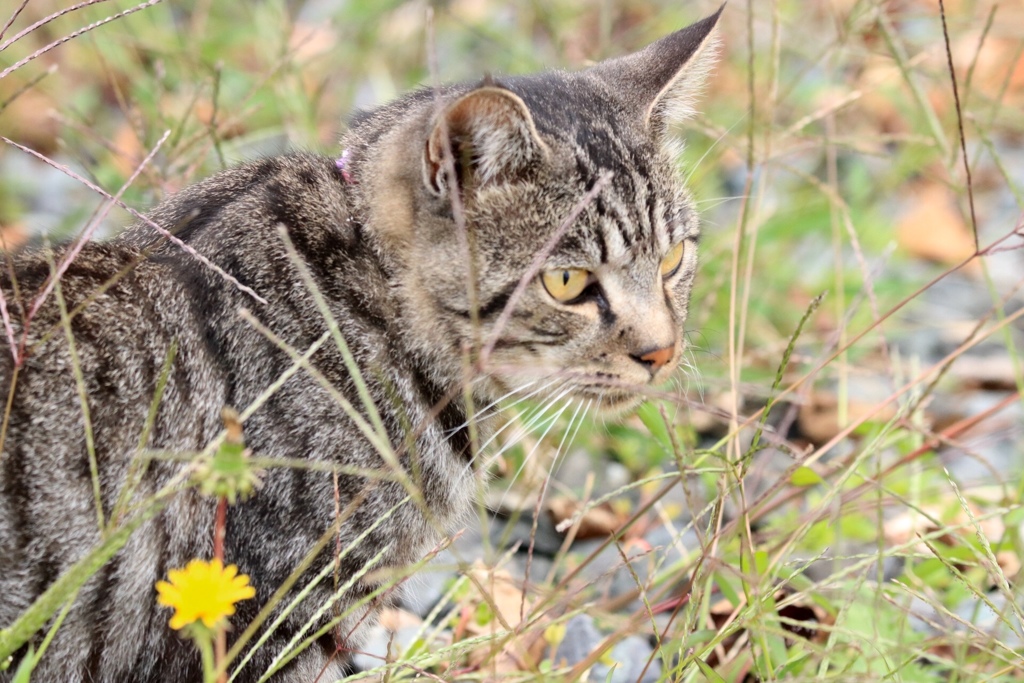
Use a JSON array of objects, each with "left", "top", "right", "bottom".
[{"left": 0, "top": 9, "right": 720, "bottom": 682}]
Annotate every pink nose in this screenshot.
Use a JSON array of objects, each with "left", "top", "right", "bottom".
[{"left": 635, "top": 345, "right": 674, "bottom": 372}]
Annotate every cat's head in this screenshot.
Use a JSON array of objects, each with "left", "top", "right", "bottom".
[{"left": 360, "top": 8, "right": 722, "bottom": 411}]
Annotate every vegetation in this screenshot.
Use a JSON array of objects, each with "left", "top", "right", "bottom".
[{"left": 2, "top": 0, "right": 1023, "bottom": 680}]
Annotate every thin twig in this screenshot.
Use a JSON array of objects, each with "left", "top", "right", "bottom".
[
  {"left": 938, "top": 0, "right": 979, "bottom": 251},
  {"left": 741, "top": 302, "right": 1024, "bottom": 546},
  {"left": 425, "top": 8, "right": 478, "bottom": 345},
  {"left": 214, "top": 495, "right": 228, "bottom": 683},
  {"left": 29, "top": 130, "right": 171, "bottom": 320},
  {"left": 0, "top": 0, "right": 30, "bottom": 45},
  {"left": 424, "top": 7, "right": 487, "bottom": 468},
  {"left": 876, "top": 9, "right": 950, "bottom": 157},
  {"left": 0, "top": 277, "right": 17, "bottom": 364},
  {"left": 1, "top": 136, "right": 267, "bottom": 305},
  {"left": 961, "top": 4, "right": 997, "bottom": 116},
  {"left": 718, "top": 217, "right": 1024, "bottom": 450},
  {"left": 0, "top": 0, "right": 161, "bottom": 81},
  {"left": 478, "top": 171, "right": 613, "bottom": 366},
  {"left": 0, "top": 0, "right": 111, "bottom": 52},
  {"left": 53, "top": 275, "right": 104, "bottom": 530},
  {"left": 0, "top": 64, "right": 56, "bottom": 115},
  {"left": 685, "top": 218, "right": 1024, "bottom": 569}
]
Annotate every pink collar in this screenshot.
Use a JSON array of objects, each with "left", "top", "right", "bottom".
[{"left": 335, "top": 149, "right": 354, "bottom": 184}]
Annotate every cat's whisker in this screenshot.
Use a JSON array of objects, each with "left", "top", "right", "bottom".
[
  {"left": 677, "top": 364, "right": 695, "bottom": 396},
  {"left": 684, "top": 329, "right": 712, "bottom": 355},
  {"left": 693, "top": 195, "right": 749, "bottom": 211},
  {"left": 494, "top": 395, "right": 573, "bottom": 510},
  {"left": 445, "top": 377, "right": 541, "bottom": 437},
  {"left": 522, "top": 398, "right": 591, "bottom": 560},
  {"left": 472, "top": 377, "right": 566, "bottom": 453},
  {"left": 552, "top": 397, "right": 586, "bottom": 464},
  {"left": 493, "top": 400, "right": 571, "bottom": 480},
  {"left": 549, "top": 398, "right": 591, "bottom": 482},
  {"left": 683, "top": 111, "right": 748, "bottom": 186},
  {"left": 492, "top": 384, "right": 574, "bottom": 451},
  {"left": 693, "top": 194, "right": 749, "bottom": 205},
  {"left": 684, "top": 345, "right": 705, "bottom": 401},
  {"left": 500, "top": 375, "right": 564, "bottom": 410},
  {"left": 467, "top": 380, "right": 573, "bottom": 475},
  {"left": 592, "top": 392, "right": 609, "bottom": 431},
  {"left": 500, "top": 384, "right": 574, "bottom": 448},
  {"left": 517, "top": 397, "right": 592, "bottom": 600}
]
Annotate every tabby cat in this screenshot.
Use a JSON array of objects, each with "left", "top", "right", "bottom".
[{"left": 0, "top": 7, "right": 720, "bottom": 682}]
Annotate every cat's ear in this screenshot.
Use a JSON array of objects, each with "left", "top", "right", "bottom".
[
  {"left": 423, "top": 86, "right": 548, "bottom": 197},
  {"left": 591, "top": 5, "right": 723, "bottom": 135}
]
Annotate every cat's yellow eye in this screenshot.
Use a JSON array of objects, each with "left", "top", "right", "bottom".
[
  {"left": 659, "top": 241, "right": 686, "bottom": 278},
  {"left": 541, "top": 268, "right": 590, "bottom": 302}
]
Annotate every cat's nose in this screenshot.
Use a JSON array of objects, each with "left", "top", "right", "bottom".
[{"left": 631, "top": 344, "right": 675, "bottom": 374}]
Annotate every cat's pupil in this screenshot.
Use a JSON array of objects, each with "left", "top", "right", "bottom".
[{"left": 561, "top": 270, "right": 570, "bottom": 286}]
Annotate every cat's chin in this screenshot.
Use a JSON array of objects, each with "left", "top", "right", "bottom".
[{"left": 571, "top": 386, "right": 645, "bottom": 416}]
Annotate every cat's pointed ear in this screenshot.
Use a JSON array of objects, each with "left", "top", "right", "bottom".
[
  {"left": 423, "top": 86, "right": 548, "bottom": 197},
  {"left": 591, "top": 5, "right": 723, "bottom": 134}
]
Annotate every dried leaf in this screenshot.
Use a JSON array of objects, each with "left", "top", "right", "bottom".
[
  {"left": 109, "top": 123, "right": 146, "bottom": 179},
  {"left": 548, "top": 496, "right": 625, "bottom": 539},
  {"left": 378, "top": 607, "right": 421, "bottom": 632},
  {"left": 897, "top": 183, "right": 979, "bottom": 272},
  {"left": 289, "top": 22, "right": 338, "bottom": 61},
  {"left": 797, "top": 391, "right": 897, "bottom": 445},
  {"left": 1, "top": 88, "right": 59, "bottom": 154},
  {"left": 0, "top": 222, "right": 29, "bottom": 251},
  {"left": 884, "top": 502, "right": 1005, "bottom": 550},
  {"left": 461, "top": 564, "right": 543, "bottom": 673},
  {"left": 997, "top": 550, "right": 1020, "bottom": 579}
]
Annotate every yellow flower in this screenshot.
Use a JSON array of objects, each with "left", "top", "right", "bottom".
[{"left": 156, "top": 558, "right": 256, "bottom": 630}]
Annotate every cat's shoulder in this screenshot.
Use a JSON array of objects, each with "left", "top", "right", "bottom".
[{"left": 133, "top": 152, "right": 351, "bottom": 246}]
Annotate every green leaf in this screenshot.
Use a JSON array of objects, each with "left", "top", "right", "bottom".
[
  {"left": 754, "top": 550, "right": 770, "bottom": 574},
  {"left": 753, "top": 589, "right": 786, "bottom": 676},
  {"left": 778, "top": 651, "right": 811, "bottom": 677},
  {"left": 1003, "top": 506, "right": 1024, "bottom": 527},
  {"left": 714, "top": 572, "right": 741, "bottom": 608},
  {"left": 11, "top": 645, "right": 34, "bottom": 683},
  {"left": 790, "top": 466, "right": 824, "bottom": 486},
  {"left": 739, "top": 549, "right": 770, "bottom": 577},
  {"left": 636, "top": 401, "right": 673, "bottom": 456},
  {"left": 474, "top": 601, "right": 493, "bottom": 626},
  {"left": 695, "top": 658, "right": 728, "bottom": 682}
]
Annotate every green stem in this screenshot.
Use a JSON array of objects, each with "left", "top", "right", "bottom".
[{"left": 194, "top": 627, "right": 217, "bottom": 683}]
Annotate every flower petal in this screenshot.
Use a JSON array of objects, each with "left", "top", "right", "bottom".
[{"left": 155, "top": 558, "right": 256, "bottom": 631}]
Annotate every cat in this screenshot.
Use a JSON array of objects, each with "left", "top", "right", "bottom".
[{"left": 0, "top": 7, "right": 720, "bottom": 682}]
